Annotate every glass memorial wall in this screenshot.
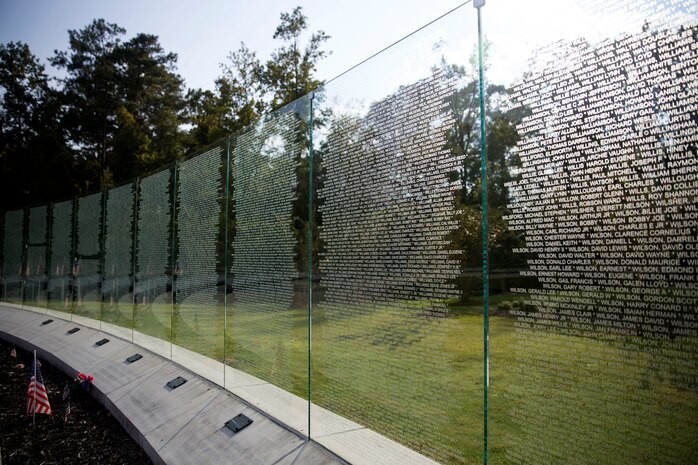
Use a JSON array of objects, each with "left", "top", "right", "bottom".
[
  {"left": 25, "top": 205, "right": 48, "bottom": 308},
  {"left": 47, "top": 199, "right": 74, "bottom": 316},
  {"left": 0, "top": 213, "right": 3, "bottom": 299},
  {"left": 101, "top": 181, "right": 136, "bottom": 339},
  {"left": 72, "top": 192, "right": 103, "bottom": 327},
  {"left": 0, "top": 213, "right": 3, "bottom": 298},
  {"left": 311, "top": 4, "right": 483, "bottom": 462},
  {"left": 0, "top": 1, "right": 696, "bottom": 464},
  {"left": 172, "top": 143, "right": 227, "bottom": 385},
  {"left": 2, "top": 209, "right": 24, "bottom": 303},
  {"left": 225, "top": 95, "right": 311, "bottom": 434},
  {"left": 485, "top": 1, "right": 698, "bottom": 464},
  {"left": 133, "top": 165, "right": 174, "bottom": 353}
]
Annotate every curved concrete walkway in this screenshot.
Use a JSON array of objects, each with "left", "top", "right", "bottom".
[{"left": 0, "top": 305, "right": 343, "bottom": 465}]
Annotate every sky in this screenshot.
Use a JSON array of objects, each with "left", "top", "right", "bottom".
[
  {"left": 1, "top": 0, "right": 688, "bottom": 99},
  {"left": 0, "top": 0, "right": 468, "bottom": 91}
]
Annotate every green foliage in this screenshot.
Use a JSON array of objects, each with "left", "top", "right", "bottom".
[
  {"left": 185, "top": 87, "right": 229, "bottom": 148},
  {"left": 263, "top": 6, "right": 330, "bottom": 108},
  {"left": 50, "top": 19, "right": 187, "bottom": 190},
  {"left": 185, "top": 44, "right": 266, "bottom": 148},
  {"left": 0, "top": 42, "right": 75, "bottom": 210},
  {"left": 0, "top": 41, "right": 47, "bottom": 141},
  {"left": 187, "top": 6, "right": 330, "bottom": 147},
  {"left": 1, "top": 8, "right": 330, "bottom": 210},
  {"left": 110, "top": 106, "right": 151, "bottom": 180},
  {"left": 50, "top": 19, "right": 125, "bottom": 180},
  {"left": 441, "top": 51, "right": 529, "bottom": 302}
]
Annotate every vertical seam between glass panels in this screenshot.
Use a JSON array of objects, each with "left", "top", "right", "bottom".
[
  {"left": 477, "top": 5, "right": 490, "bottom": 464},
  {"left": 308, "top": 93, "right": 315, "bottom": 440},
  {"left": 224, "top": 139, "right": 232, "bottom": 389}
]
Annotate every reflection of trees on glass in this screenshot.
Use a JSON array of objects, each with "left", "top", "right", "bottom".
[
  {"left": 508, "top": 25, "right": 698, "bottom": 338},
  {"left": 74, "top": 192, "right": 102, "bottom": 318},
  {"left": 315, "top": 70, "right": 470, "bottom": 463},
  {"left": 497, "top": 24, "right": 698, "bottom": 465},
  {"left": 48, "top": 200, "right": 73, "bottom": 311},
  {"left": 25, "top": 205, "right": 48, "bottom": 307},
  {"left": 319, "top": 70, "right": 461, "bottom": 313},
  {"left": 441, "top": 52, "right": 529, "bottom": 303},
  {"left": 173, "top": 146, "right": 224, "bottom": 355},
  {"left": 2, "top": 210, "right": 24, "bottom": 302},
  {"left": 134, "top": 168, "right": 173, "bottom": 340},
  {"left": 229, "top": 103, "right": 307, "bottom": 389},
  {"left": 102, "top": 182, "right": 135, "bottom": 325}
]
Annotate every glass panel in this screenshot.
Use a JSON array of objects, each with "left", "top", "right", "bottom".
[
  {"left": 312, "top": 5, "right": 481, "bottom": 463},
  {"left": 73, "top": 192, "right": 103, "bottom": 326},
  {"left": 486, "top": 1, "right": 698, "bottom": 463},
  {"left": 172, "top": 144, "right": 226, "bottom": 385},
  {"left": 133, "top": 167, "right": 174, "bottom": 356},
  {"left": 226, "top": 96, "right": 311, "bottom": 435},
  {"left": 25, "top": 205, "right": 49, "bottom": 309},
  {"left": 2, "top": 210, "right": 24, "bottom": 304},
  {"left": 47, "top": 199, "right": 74, "bottom": 316},
  {"left": 0, "top": 212, "right": 3, "bottom": 300},
  {"left": 101, "top": 182, "right": 136, "bottom": 337}
]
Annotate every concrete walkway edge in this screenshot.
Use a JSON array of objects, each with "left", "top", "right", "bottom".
[{"left": 0, "top": 304, "right": 346, "bottom": 465}]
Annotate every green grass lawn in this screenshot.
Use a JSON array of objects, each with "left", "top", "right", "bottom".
[{"left": 19, "top": 294, "right": 698, "bottom": 464}]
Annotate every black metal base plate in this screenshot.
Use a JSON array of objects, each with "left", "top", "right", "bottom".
[
  {"left": 167, "top": 376, "right": 187, "bottom": 389},
  {"left": 225, "top": 413, "right": 253, "bottom": 433},
  {"left": 126, "top": 353, "right": 143, "bottom": 363}
]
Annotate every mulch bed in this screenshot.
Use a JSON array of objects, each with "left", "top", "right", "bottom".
[{"left": 0, "top": 339, "right": 152, "bottom": 465}]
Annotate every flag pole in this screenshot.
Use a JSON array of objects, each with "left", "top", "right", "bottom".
[{"left": 32, "top": 350, "right": 37, "bottom": 426}]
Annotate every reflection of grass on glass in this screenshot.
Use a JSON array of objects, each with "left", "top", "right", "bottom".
[
  {"left": 225, "top": 306, "right": 308, "bottom": 394},
  {"left": 45, "top": 278, "right": 70, "bottom": 309},
  {"left": 23, "top": 281, "right": 47, "bottom": 308},
  {"left": 131, "top": 302, "right": 225, "bottom": 360},
  {"left": 310, "top": 300, "right": 485, "bottom": 464},
  {"left": 63, "top": 295, "right": 697, "bottom": 465},
  {"left": 72, "top": 299, "right": 101, "bottom": 320},
  {"left": 101, "top": 298, "right": 134, "bottom": 328},
  {"left": 486, "top": 295, "right": 698, "bottom": 465},
  {"left": 134, "top": 302, "right": 172, "bottom": 341},
  {"left": 172, "top": 303, "right": 225, "bottom": 360},
  {"left": 3, "top": 282, "right": 24, "bottom": 305}
]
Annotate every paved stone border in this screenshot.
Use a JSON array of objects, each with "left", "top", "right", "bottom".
[{"left": 0, "top": 305, "right": 345, "bottom": 465}]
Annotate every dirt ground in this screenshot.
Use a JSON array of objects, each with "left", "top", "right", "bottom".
[{"left": 0, "top": 339, "right": 152, "bottom": 465}]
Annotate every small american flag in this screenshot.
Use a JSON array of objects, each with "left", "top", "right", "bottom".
[
  {"left": 62, "top": 383, "right": 71, "bottom": 422},
  {"left": 27, "top": 359, "right": 52, "bottom": 415},
  {"left": 63, "top": 398, "right": 71, "bottom": 423}
]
